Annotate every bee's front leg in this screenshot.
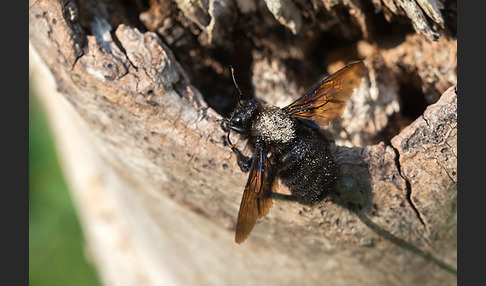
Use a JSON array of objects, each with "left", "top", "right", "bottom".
[{"left": 231, "top": 146, "right": 252, "bottom": 172}]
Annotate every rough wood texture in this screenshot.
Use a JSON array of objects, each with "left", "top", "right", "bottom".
[{"left": 29, "top": 0, "right": 456, "bottom": 285}]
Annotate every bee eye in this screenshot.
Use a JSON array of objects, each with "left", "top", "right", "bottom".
[{"left": 232, "top": 116, "right": 243, "bottom": 125}]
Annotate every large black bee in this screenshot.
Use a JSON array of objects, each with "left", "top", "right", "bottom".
[{"left": 220, "top": 62, "right": 366, "bottom": 243}]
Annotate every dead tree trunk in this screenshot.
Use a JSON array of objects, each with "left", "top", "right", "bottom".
[{"left": 29, "top": 0, "right": 456, "bottom": 285}]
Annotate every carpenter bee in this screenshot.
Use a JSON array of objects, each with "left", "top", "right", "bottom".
[{"left": 220, "top": 62, "right": 366, "bottom": 243}]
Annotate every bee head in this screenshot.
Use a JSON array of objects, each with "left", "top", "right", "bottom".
[
  {"left": 231, "top": 99, "right": 258, "bottom": 128},
  {"left": 220, "top": 99, "right": 259, "bottom": 134}
]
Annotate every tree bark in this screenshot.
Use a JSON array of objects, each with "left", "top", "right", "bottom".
[{"left": 29, "top": 0, "right": 456, "bottom": 285}]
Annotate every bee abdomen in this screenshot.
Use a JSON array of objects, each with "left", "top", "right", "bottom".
[{"left": 277, "top": 137, "right": 338, "bottom": 204}]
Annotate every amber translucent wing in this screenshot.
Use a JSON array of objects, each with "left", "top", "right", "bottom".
[
  {"left": 284, "top": 61, "right": 366, "bottom": 127},
  {"left": 235, "top": 145, "right": 274, "bottom": 244}
]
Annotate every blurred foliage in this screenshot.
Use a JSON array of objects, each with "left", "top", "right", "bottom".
[{"left": 29, "top": 85, "right": 102, "bottom": 286}]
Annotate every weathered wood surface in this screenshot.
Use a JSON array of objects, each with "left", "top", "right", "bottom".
[{"left": 29, "top": 0, "right": 456, "bottom": 285}]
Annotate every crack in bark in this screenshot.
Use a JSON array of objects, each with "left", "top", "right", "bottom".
[
  {"left": 71, "top": 50, "right": 85, "bottom": 70},
  {"left": 111, "top": 29, "right": 138, "bottom": 71},
  {"left": 391, "top": 146, "right": 427, "bottom": 229}
]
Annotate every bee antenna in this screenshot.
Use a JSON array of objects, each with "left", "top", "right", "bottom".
[{"left": 230, "top": 65, "right": 243, "bottom": 104}]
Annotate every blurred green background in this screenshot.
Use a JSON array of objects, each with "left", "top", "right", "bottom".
[{"left": 29, "top": 84, "right": 102, "bottom": 286}]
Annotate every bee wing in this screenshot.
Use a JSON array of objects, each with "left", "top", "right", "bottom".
[
  {"left": 283, "top": 61, "right": 366, "bottom": 127},
  {"left": 235, "top": 144, "right": 275, "bottom": 244}
]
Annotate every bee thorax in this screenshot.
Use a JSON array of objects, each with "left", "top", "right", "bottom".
[{"left": 253, "top": 107, "right": 295, "bottom": 143}]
